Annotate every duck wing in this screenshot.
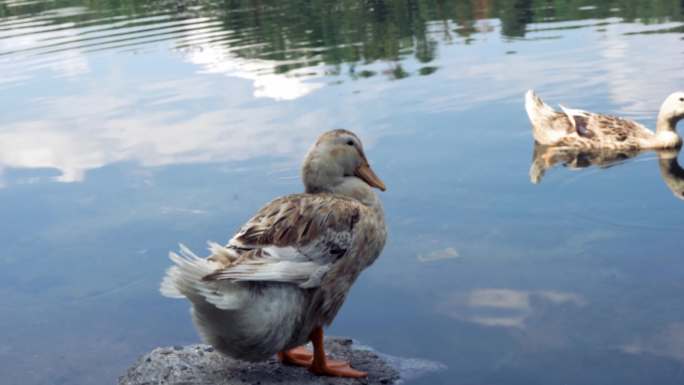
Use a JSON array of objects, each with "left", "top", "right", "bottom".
[
  {"left": 559, "top": 105, "right": 652, "bottom": 144},
  {"left": 203, "top": 193, "right": 362, "bottom": 289},
  {"left": 559, "top": 105, "right": 594, "bottom": 138},
  {"left": 588, "top": 114, "right": 651, "bottom": 143}
]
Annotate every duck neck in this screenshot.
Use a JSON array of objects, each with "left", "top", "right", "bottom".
[
  {"left": 302, "top": 151, "right": 343, "bottom": 194},
  {"left": 656, "top": 111, "right": 678, "bottom": 134},
  {"left": 330, "top": 177, "right": 381, "bottom": 208},
  {"left": 655, "top": 110, "right": 682, "bottom": 148}
]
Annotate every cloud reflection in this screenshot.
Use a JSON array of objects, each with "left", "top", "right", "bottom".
[
  {"left": 622, "top": 322, "right": 684, "bottom": 363},
  {"left": 439, "top": 288, "right": 586, "bottom": 328},
  {"left": 180, "top": 43, "right": 325, "bottom": 101},
  {"left": 0, "top": 81, "right": 325, "bottom": 185}
]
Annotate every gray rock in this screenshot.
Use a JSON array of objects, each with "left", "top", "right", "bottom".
[{"left": 119, "top": 337, "right": 445, "bottom": 385}]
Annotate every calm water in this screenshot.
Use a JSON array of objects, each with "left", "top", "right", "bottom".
[{"left": 1, "top": 1, "right": 684, "bottom": 384}]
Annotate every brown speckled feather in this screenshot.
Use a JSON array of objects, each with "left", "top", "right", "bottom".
[
  {"left": 202, "top": 193, "right": 373, "bottom": 287},
  {"left": 552, "top": 112, "right": 653, "bottom": 150},
  {"left": 234, "top": 194, "right": 360, "bottom": 250}
]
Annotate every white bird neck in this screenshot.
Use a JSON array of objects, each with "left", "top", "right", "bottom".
[
  {"left": 654, "top": 105, "right": 682, "bottom": 148},
  {"left": 656, "top": 114, "right": 679, "bottom": 134},
  {"left": 302, "top": 152, "right": 345, "bottom": 194},
  {"left": 302, "top": 163, "right": 382, "bottom": 212},
  {"left": 656, "top": 97, "right": 683, "bottom": 133},
  {"left": 329, "top": 177, "right": 382, "bottom": 208}
]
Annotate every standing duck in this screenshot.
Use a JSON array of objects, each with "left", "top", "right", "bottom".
[
  {"left": 160, "top": 129, "right": 387, "bottom": 378},
  {"left": 525, "top": 90, "right": 684, "bottom": 150}
]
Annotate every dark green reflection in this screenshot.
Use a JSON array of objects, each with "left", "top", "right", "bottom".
[{"left": 1, "top": 0, "right": 683, "bottom": 75}]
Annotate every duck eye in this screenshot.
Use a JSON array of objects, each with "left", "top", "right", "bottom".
[
  {"left": 346, "top": 140, "right": 354, "bottom": 146},
  {"left": 679, "top": 97, "right": 684, "bottom": 102}
]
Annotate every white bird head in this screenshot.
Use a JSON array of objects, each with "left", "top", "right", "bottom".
[{"left": 660, "top": 91, "right": 684, "bottom": 122}]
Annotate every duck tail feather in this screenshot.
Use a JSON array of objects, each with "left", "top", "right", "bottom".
[
  {"left": 160, "top": 245, "right": 214, "bottom": 298},
  {"left": 160, "top": 244, "right": 247, "bottom": 310},
  {"left": 525, "top": 90, "right": 567, "bottom": 144},
  {"left": 525, "top": 90, "right": 557, "bottom": 126}
]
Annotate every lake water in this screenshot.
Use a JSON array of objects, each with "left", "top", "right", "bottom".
[{"left": 1, "top": 1, "right": 684, "bottom": 384}]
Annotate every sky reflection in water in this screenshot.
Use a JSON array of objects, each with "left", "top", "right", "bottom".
[{"left": 1, "top": 1, "right": 684, "bottom": 384}]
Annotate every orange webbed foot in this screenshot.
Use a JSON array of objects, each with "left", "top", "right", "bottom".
[
  {"left": 307, "top": 326, "right": 368, "bottom": 378},
  {"left": 309, "top": 360, "right": 368, "bottom": 378},
  {"left": 278, "top": 346, "right": 313, "bottom": 367}
]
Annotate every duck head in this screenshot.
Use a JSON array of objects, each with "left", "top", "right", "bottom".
[
  {"left": 302, "top": 129, "right": 386, "bottom": 195},
  {"left": 657, "top": 92, "right": 684, "bottom": 132}
]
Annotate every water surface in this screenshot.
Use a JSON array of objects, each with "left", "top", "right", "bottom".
[{"left": 1, "top": 1, "right": 684, "bottom": 384}]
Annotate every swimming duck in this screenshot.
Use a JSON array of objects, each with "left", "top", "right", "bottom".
[
  {"left": 525, "top": 90, "right": 684, "bottom": 150},
  {"left": 160, "top": 129, "right": 387, "bottom": 378}
]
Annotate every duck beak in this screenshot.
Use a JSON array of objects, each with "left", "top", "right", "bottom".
[{"left": 355, "top": 162, "right": 386, "bottom": 191}]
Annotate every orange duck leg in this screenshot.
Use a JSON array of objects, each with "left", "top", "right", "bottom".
[{"left": 277, "top": 326, "right": 367, "bottom": 378}]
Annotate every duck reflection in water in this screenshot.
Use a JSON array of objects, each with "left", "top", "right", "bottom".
[
  {"left": 529, "top": 144, "right": 684, "bottom": 201},
  {"left": 658, "top": 148, "right": 684, "bottom": 201}
]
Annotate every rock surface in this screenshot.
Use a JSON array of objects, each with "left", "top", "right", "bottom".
[{"left": 119, "top": 337, "right": 444, "bottom": 385}]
